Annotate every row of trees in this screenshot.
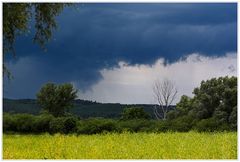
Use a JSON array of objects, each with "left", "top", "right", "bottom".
[
  {"left": 3, "top": 104, "right": 235, "bottom": 134},
  {"left": 35, "top": 80, "right": 175, "bottom": 119},
  {"left": 167, "top": 76, "right": 237, "bottom": 131},
  {"left": 36, "top": 76, "right": 236, "bottom": 123},
  {"left": 4, "top": 76, "right": 237, "bottom": 134},
  {"left": 3, "top": 108, "right": 149, "bottom": 134}
]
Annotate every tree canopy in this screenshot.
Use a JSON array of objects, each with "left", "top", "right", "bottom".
[
  {"left": 3, "top": 3, "right": 71, "bottom": 77},
  {"left": 121, "top": 107, "right": 150, "bottom": 120},
  {"left": 37, "top": 83, "right": 78, "bottom": 117},
  {"left": 167, "top": 76, "right": 237, "bottom": 131}
]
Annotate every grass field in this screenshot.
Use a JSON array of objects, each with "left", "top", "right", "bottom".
[{"left": 3, "top": 132, "right": 237, "bottom": 159}]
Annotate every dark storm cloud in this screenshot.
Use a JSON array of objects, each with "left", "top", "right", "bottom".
[{"left": 4, "top": 3, "right": 237, "bottom": 98}]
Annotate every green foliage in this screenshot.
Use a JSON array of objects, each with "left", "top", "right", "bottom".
[
  {"left": 3, "top": 113, "right": 53, "bottom": 133},
  {"left": 3, "top": 113, "right": 18, "bottom": 132},
  {"left": 33, "top": 3, "right": 66, "bottom": 48},
  {"left": 169, "top": 115, "right": 193, "bottom": 132},
  {"left": 64, "top": 117, "right": 78, "bottom": 133},
  {"left": 49, "top": 116, "right": 77, "bottom": 134},
  {"left": 4, "top": 98, "right": 158, "bottom": 119},
  {"left": 33, "top": 114, "right": 54, "bottom": 133},
  {"left": 14, "top": 114, "right": 35, "bottom": 133},
  {"left": 3, "top": 113, "right": 236, "bottom": 134},
  {"left": 3, "top": 3, "right": 71, "bottom": 77},
  {"left": 229, "top": 106, "right": 237, "bottom": 130},
  {"left": 2, "top": 76, "right": 238, "bottom": 135},
  {"left": 118, "top": 119, "right": 153, "bottom": 132},
  {"left": 121, "top": 107, "right": 150, "bottom": 120},
  {"left": 3, "top": 113, "right": 35, "bottom": 133},
  {"left": 77, "top": 118, "right": 118, "bottom": 134},
  {"left": 154, "top": 120, "right": 172, "bottom": 132},
  {"left": 192, "top": 76, "right": 237, "bottom": 121},
  {"left": 166, "top": 111, "right": 177, "bottom": 120},
  {"left": 194, "top": 118, "right": 219, "bottom": 132},
  {"left": 3, "top": 3, "right": 31, "bottom": 55},
  {"left": 168, "top": 95, "right": 193, "bottom": 119},
  {"left": 169, "top": 76, "right": 237, "bottom": 131},
  {"left": 37, "top": 83, "right": 78, "bottom": 117},
  {"left": 49, "top": 117, "right": 65, "bottom": 134}
]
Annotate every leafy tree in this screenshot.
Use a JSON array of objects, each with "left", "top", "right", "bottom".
[
  {"left": 194, "top": 118, "right": 219, "bottom": 132},
  {"left": 121, "top": 107, "right": 150, "bottom": 120},
  {"left": 64, "top": 117, "right": 78, "bottom": 134},
  {"left": 12, "top": 113, "right": 35, "bottom": 133},
  {"left": 167, "top": 95, "right": 192, "bottom": 120},
  {"left": 229, "top": 106, "right": 237, "bottom": 130},
  {"left": 3, "top": 3, "right": 71, "bottom": 78},
  {"left": 49, "top": 117, "right": 65, "bottom": 134},
  {"left": 33, "top": 114, "right": 54, "bottom": 133},
  {"left": 171, "top": 115, "right": 195, "bottom": 132},
  {"left": 169, "top": 76, "right": 237, "bottom": 131},
  {"left": 3, "top": 113, "right": 17, "bottom": 132},
  {"left": 37, "top": 83, "right": 78, "bottom": 117},
  {"left": 192, "top": 76, "right": 237, "bottom": 122}
]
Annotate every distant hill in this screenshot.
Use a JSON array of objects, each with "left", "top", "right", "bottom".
[{"left": 3, "top": 98, "right": 175, "bottom": 119}]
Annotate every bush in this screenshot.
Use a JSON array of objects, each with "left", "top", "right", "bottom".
[
  {"left": 77, "top": 118, "right": 118, "bottom": 134},
  {"left": 229, "top": 106, "right": 237, "bottom": 131},
  {"left": 14, "top": 114, "right": 35, "bottom": 133},
  {"left": 194, "top": 118, "right": 219, "bottom": 132},
  {"left": 169, "top": 116, "right": 193, "bottom": 132},
  {"left": 33, "top": 114, "right": 54, "bottom": 133},
  {"left": 121, "top": 107, "right": 150, "bottom": 120},
  {"left": 3, "top": 113, "right": 18, "bottom": 132},
  {"left": 117, "top": 119, "right": 153, "bottom": 132},
  {"left": 3, "top": 112, "right": 236, "bottom": 134},
  {"left": 49, "top": 117, "right": 65, "bottom": 134},
  {"left": 154, "top": 120, "right": 171, "bottom": 132},
  {"left": 64, "top": 116, "right": 78, "bottom": 133}
]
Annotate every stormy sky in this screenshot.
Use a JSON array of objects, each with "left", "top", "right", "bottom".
[{"left": 4, "top": 3, "right": 237, "bottom": 104}]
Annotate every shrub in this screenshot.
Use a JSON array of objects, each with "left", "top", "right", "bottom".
[
  {"left": 117, "top": 119, "right": 153, "bottom": 132},
  {"left": 49, "top": 117, "right": 65, "bottom": 134},
  {"left": 77, "top": 118, "right": 118, "bottom": 134},
  {"left": 121, "top": 107, "right": 150, "bottom": 120},
  {"left": 154, "top": 120, "right": 171, "bottom": 132},
  {"left": 64, "top": 116, "right": 78, "bottom": 134},
  {"left": 33, "top": 114, "right": 54, "bottom": 133},
  {"left": 3, "top": 113, "right": 18, "bottom": 132},
  {"left": 15, "top": 114, "right": 35, "bottom": 133},
  {"left": 169, "top": 116, "right": 193, "bottom": 132},
  {"left": 229, "top": 106, "right": 237, "bottom": 131},
  {"left": 194, "top": 118, "right": 219, "bottom": 132}
]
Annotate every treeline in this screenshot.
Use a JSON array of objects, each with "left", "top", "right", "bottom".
[
  {"left": 3, "top": 112, "right": 235, "bottom": 135},
  {"left": 4, "top": 99, "right": 172, "bottom": 119},
  {"left": 167, "top": 76, "right": 237, "bottom": 132},
  {"left": 3, "top": 76, "right": 237, "bottom": 134}
]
